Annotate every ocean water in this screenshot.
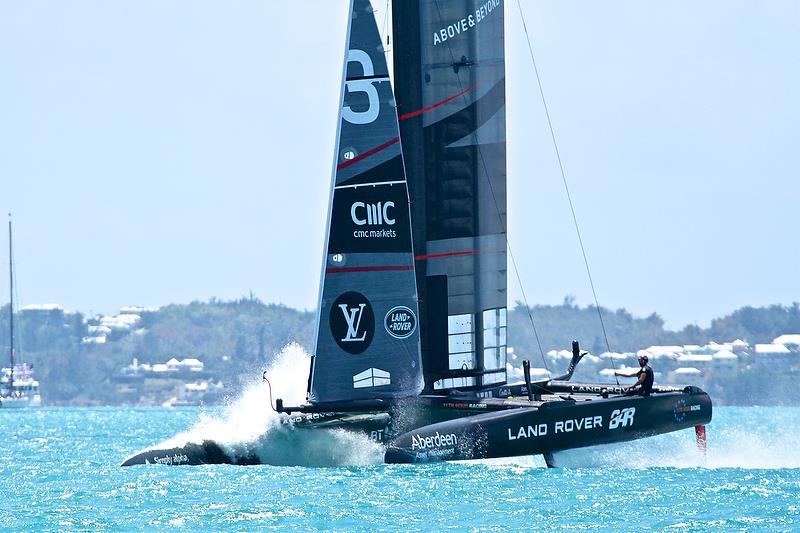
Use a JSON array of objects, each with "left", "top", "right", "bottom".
[{"left": 2, "top": 349, "right": 799, "bottom": 531}]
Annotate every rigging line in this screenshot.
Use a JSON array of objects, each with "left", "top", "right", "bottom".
[
  {"left": 431, "top": 1, "right": 549, "bottom": 373},
  {"left": 382, "top": 0, "right": 391, "bottom": 42},
  {"left": 515, "top": 0, "right": 619, "bottom": 385},
  {"left": 11, "top": 244, "right": 25, "bottom": 359}
]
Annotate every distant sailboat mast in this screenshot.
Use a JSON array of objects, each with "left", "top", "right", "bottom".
[{"left": 8, "top": 215, "right": 15, "bottom": 393}]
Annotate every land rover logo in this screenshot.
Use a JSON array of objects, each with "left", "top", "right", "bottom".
[
  {"left": 384, "top": 306, "right": 417, "bottom": 339},
  {"left": 330, "top": 291, "right": 374, "bottom": 354}
]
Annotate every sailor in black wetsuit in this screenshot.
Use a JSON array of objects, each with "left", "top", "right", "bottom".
[{"left": 616, "top": 354, "right": 654, "bottom": 397}]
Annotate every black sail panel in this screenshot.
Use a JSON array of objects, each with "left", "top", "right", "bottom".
[
  {"left": 310, "top": 0, "right": 423, "bottom": 404},
  {"left": 393, "top": 0, "right": 508, "bottom": 391}
]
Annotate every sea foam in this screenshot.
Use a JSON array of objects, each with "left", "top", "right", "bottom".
[{"left": 151, "top": 343, "right": 385, "bottom": 467}]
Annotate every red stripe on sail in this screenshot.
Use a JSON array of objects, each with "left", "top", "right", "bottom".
[
  {"left": 326, "top": 265, "right": 414, "bottom": 274},
  {"left": 333, "top": 86, "right": 478, "bottom": 172},
  {"left": 398, "top": 84, "right": 479, "bottom": 121},
  {"left": 336, "top": 136, "right": 400, "bottom": 171}
]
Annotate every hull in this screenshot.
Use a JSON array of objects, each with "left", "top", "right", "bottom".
[
  {"left": 121, "top": 441, "right": 260, "bottom": 466},
  {"left": 0, "top": 396, "right": 31, "bottom": 409},
  {"left": 385, "top": 389, "right": 712, "bottom": 463},
  {"left": 121, "top": 385, "right": 711, "bottom": 466},
  {"left": 120, "top": 412, "right": 392, "bottom": 466}
]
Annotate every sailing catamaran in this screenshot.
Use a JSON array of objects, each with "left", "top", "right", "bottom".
[
  {"left": 1, "top": 216, "right": 42, "bottom": 409},
  {"left": 122, "top": 0, "right": 711, "bottom": 466}
]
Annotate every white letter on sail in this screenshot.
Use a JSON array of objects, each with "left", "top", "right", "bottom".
[
  {"left": 342, "top": 49, "right": 380, "bottom": 125},
  {"left": 339, "top": 303, "right": 367, "bottom": 342}
]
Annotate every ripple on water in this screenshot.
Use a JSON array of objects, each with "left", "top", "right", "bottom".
[{"left": 3, "top": 404, "right": 800, "bottom": 531}]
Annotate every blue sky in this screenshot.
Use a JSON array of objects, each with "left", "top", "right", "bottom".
[{"left": 1, "top": 1, "right": 798, "bottom": 329}]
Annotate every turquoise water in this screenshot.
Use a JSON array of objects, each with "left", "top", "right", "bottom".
[{"left": 2, "top": 403, "right": 799, "bottom": 531}]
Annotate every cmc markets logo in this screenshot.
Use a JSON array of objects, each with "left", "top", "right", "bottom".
[
  {"left": 330, "top": 291, "right": 374, "bottom": 354},
  {"left": 350, "top": 201, "right": 395, "bottom": 226},
  {"left": 384, "top": 306, "right": 417, "bottom": 339}
]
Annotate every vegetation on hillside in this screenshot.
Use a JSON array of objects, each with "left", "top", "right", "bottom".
[
  {"left": 508, "top": 298, "right": 800, "bottom": 354},
  {"left": 1, "top": 297, "right": 798, "bottom": 405}
]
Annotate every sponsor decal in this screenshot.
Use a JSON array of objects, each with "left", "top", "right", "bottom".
[
  {"left": 351, "top": 201, "right": 397, "bottom": 239},
  {"left": 508, "top": 415, "right": 604, "bottom": 441},
  {"left": 352, "top": 227, "right": 397, "bottom": 239},
  {"left": 384, "top": 306, "right": 417, "bottom": 339},
  {"left": 330, "top": 291, "right": 374, "bottom": 354},
  {"left": 352, "top": 367, "right": 391, "bottom": 389},
  {"left": 609, "top": 407, "right": 636, "bottom": 429},
  {"left": 411, "top": 431, "right": 458, "bottom": 451},
  {"left": 370, "top": 428, "right": 388, "bottom": 442},
  {"left": 442, "top": 402, "right": 488, "bottom": 409},
  {"left": 673, "top": 399, "right": 700, "bottom": 422},
  {"left": 328, "top": 185, "right": 410, "bottom": 254},
  {"left": 287, "top": 412, "right": 337, "bottom": 425},
  {"left": 152, "top": 453, "right": 189, "bottom": 465},
  {"left": 432, "top": 0, "right": 502, "bottom": 46},
  {"left": 351, "top": 201, "right": 395, "bottom": 226},
  {"left": 498, "top": 387, "right": 511, "bottom": 397},
  {"left": 508, "top": 423, "right": 548, "bottom": 440},
  {"left": 570, "top": 385, "right": 625, "bottom": 394},
  {"left": 555, "top": 415, "right": 603, "bottom": 434}
]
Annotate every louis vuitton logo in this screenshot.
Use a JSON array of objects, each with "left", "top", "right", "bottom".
[
  {"left": 339, "top": 303, "right": 367, "bottom": 342},
  {"left": 330, "top": 291, "right": 374, "bottom": 355}
]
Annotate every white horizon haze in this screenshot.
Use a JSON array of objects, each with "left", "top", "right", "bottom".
[{"left": 1, "top": 1, "right": 798, "bottom": 330}]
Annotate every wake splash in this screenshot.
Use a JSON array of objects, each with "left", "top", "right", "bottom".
[
  {"left": 465, "top": 407, "right": 800, "bottom": 471},
  {"left": 548, "top": 406, "right": 800, "bottom": 470},
  {"left": 149, "top": 344, "right": 385, "bottom": 467}
]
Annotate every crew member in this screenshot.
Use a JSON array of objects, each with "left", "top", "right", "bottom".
[{"left": 615, "top": 354, "right": 654, "bottom": 397}]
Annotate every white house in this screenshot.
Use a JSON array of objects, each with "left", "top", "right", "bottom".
[{"left": 773, "top": 334, "right": 800, "bottom": 348}]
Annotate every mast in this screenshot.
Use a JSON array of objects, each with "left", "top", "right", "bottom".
[
  {"left": 392, "top": 1, "right": 508, "bottom": 391},
  {"left": 8, "top": 214, "right": 14, "bottom": 394}
]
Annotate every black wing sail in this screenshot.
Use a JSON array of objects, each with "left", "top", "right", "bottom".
[
  {"left": 393, "top": 0, "right": 508, "bottom": 391},
  {"left": 309, "top": 0, "right": 423, "bottom": 404}
]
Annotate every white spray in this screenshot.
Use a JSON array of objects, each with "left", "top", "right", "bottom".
[
  {"left": 151, "top": 343, "right": 385, "bottom": 467},
  {"left": 487, "top": 407, "right": 800, "bottom": 470}
]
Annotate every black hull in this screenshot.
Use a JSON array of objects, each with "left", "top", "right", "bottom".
[
  {"left": 119, "top": 412, "right": 392, "bottom": 467},
  {"left": 121, "top": 384, "right": 711, "bottom": 467},
  {"left": 385, "top": 389, "right": 712, "bottom": 463},
  {"left": 120, "top": 441, "right": 260, "bottom": 467}
]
